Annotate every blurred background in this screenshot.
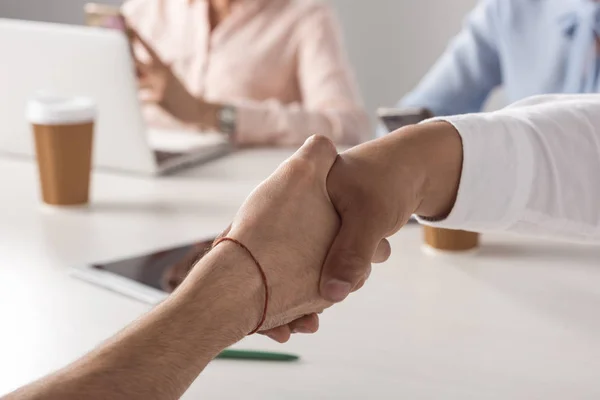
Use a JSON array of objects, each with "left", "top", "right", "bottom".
[{"left": 0, "top": 0, "right": 505, "bottom": 124}]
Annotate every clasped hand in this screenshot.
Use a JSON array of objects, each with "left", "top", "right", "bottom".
[{"left": 225, "top": 135, "right": 425, "bottom": 342}]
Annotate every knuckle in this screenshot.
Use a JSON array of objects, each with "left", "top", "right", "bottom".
[{"left": 308, "top": 135, "right": 336, "bottom": 153}]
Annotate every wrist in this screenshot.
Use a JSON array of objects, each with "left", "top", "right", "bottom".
[
  {"left": 176, "top": 241, "right": 264, "bottom": 346},
  {"left": 410, "top": 121, "right": 463, "bottom": 218}
]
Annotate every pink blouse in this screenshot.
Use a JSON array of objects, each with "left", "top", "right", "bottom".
[{"left": 122, "top": 0, "right": 371, "bottom": 146}]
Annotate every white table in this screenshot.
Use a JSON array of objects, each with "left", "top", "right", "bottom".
[{"left": 2, "top": 152, "right": 600, "bottom": 399}]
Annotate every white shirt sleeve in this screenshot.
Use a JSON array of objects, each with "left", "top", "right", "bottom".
[{"left": 415, "top": 94, "right": 600, "bottom": 242}]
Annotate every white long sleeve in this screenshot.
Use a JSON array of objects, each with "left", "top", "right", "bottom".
[{"left": 417, "top": 94, "right": 600, "bottom": 242}]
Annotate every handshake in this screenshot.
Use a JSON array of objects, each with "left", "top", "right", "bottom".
[
  {"left": 2, "top": 123, "right": 464, "bottom": 400},
  {"left": 214, "top": 123, "right": 463, "bottom": 342}
]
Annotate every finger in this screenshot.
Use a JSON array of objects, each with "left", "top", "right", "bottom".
[
  {"left": 292, "top": 135, "right": 338, "bottom": 182},
  {"left": 352, "top": 262, "right": 371, "bottom": 291},
  {"left": 136, "top": 63, "right": 154, "bottom": 89},
  {"left": 260, "top": 313, "right": 320, "bottom": 342},
  {"left": 288, "top": 313, "right": 320, "bottom": 334},
  {"left": 139, "top": 88, "right": 159, "bottom": 104},
  {"left": 320, "top": 218, "right": 382, "bottom": 303},
  {"left": 129, "top": 27, "right": 164, "bottom": 66},
  {"left": 135, "top": 60, "right": 151, "bottom": 77},
  {"left": 354, "top": 276, "right": 368, "bottom": 292},
  {"left": 260, "top": 325, "right": 291, "bottom": 343},
  {"left": 372, "top": 238, "right": 391, "bottom": 263},
  {"left": 138, "top": 76, "right": 153, "bottom": 91}
]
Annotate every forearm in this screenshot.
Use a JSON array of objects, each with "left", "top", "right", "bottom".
[
  {"left": 346, "top": 121, "right": 463, "bottom": 220},
  {"left": 6, "top": 243, "right": 261, "bottom": 400},
  {"left": 396, "top": 122, "right": 463, "bottom": 219}
]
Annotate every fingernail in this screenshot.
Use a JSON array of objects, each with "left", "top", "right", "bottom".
[
  {"left": 324, "top": 279, "right": 352, "bottom": 302},
  {"left": 292, "top": 327, "right": 312, "bottom": 334}
]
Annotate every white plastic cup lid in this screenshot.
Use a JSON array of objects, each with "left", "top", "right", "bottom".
[{"left": 26, "top": 94, "right": 96, "bottom": 125}]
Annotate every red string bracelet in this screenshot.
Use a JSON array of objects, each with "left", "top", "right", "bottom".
[{"left": 212, "top": 237, "right": 268, "bottom": 335}]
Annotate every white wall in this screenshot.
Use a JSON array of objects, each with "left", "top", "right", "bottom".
[{"left": 0, "top": 0, "right": 501, "bottom": 121}]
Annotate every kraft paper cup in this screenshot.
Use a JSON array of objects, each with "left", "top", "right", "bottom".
[
  {"left": 423, "top": 226, "right": 480, "bottom": 252},
  {"left": 27, "top": 95, "right": 96, "bottom": 206}
]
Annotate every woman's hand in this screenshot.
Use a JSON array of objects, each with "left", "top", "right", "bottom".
[{"left": 130, "top": 29, "right": 221, "bottom": 129}]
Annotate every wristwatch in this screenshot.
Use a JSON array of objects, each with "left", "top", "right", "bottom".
[{"left": 218, "top": 105, "right": 237, "bottom": 136}]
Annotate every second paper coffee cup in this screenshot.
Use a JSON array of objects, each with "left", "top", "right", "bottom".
[
  {"left": 423, "top": 226, "right": 479, "bottom": 252},
  {"left": 27, "top": 95, "right": 96, "bottom": 206}
]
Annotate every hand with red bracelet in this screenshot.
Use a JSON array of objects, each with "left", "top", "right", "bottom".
[
  {"left": 4, "top": 131, "right": 460, "bottom": 399},
  {"left": 220, "top": 135, "right": 341, "bottom": 340},
  {"left": 224, "top": 135, "right": 392, "bottom": 342}
]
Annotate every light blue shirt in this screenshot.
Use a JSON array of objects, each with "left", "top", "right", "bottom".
[{"left": 399, "top": 0, "right": 600, "bottom": 117}]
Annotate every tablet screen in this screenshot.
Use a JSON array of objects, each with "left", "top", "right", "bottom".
[{"left": 91, "top": 240, "right": 214, "bottom": 293}]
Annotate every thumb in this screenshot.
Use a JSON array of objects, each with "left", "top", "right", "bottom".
[
  {"left": 293, "top": 135, "right": 338, "bottom": 182},
  {"left": 320, "top": 218, "right": 381, "bottom": 303}
]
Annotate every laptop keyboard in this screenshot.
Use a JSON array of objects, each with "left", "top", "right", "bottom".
[{"left": 154, "top": 150, "right": 183, "bottom": 163}]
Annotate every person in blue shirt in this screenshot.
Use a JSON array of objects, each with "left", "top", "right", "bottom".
[{"left": 396, "top": 0, "right": 600, "bottom": 118}]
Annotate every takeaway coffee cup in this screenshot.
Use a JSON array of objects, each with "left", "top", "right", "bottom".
[
  {"left": 26, "top": 95, "right": 96, "bottom": 206},
  {"left": 423, "top": 226, "right": 480, "bottom": 252}
]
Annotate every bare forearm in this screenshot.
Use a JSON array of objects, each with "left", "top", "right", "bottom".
[
  {"left": 408, "top": 121, "right": 463, "bottom": 218},
  {"left": 6, "top": 243, "right": 261, "bottom": 400},
  {"left": 345, "top": 121, "right": 463, "bottom": 219},
  {"left": 416, "top": 96, "right": 600, "bottom": 239}
]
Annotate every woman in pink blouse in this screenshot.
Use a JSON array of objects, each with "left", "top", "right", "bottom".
[{"left": 123, "top": 0, "right": 370, "bottom": 146}]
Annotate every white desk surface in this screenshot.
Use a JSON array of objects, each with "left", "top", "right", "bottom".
[{"left": 2, "top": 151, "right": 600, "bottom": 399}]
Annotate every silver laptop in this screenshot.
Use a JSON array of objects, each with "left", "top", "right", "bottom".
[{"left": 0, "top": 19, "right": 230, "bottom": 175}]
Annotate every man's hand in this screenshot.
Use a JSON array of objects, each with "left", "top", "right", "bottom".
[
  {"left": 320, "top": 122, "right": 464, "bottom": 302},
  {"left": 130, "top": 29, "right": 221, "bottom": 129},
  {"left": 260, "top": 122, "right": 463, "bottom": 342},
  {"left": 225, "top": 135, "right": 342, "bottom": 341}
]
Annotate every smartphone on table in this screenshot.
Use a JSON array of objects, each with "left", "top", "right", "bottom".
[
  {"left": 85, "top": 3, "right": 127, "bottom": 29},
  {"left": 377, "top": 107, "right": 433, "bottom": 133}
]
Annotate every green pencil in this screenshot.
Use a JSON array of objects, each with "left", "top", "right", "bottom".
[{"left": 216, "top": 349, "right": 299, "bottom": 362}]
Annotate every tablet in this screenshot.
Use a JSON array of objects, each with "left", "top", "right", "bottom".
[{"left": 72, "top": 239, "right": 214, "bottom": 305}]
